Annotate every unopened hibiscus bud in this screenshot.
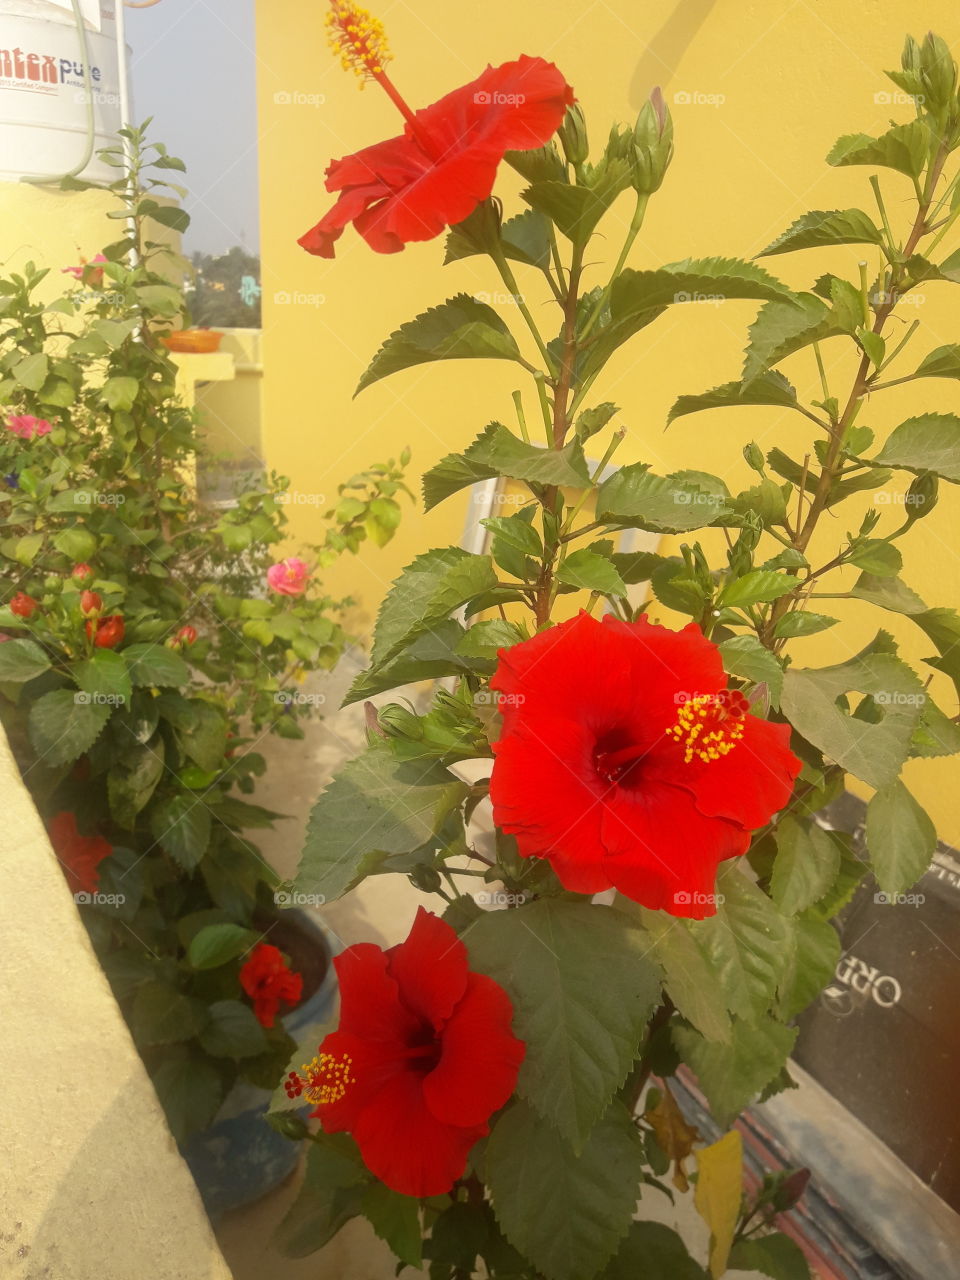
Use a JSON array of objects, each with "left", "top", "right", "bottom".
[
  {"left": 80, "top": 589, "right": 103, "bottom": 617},
  {"left": 918, "top": 31, "right": 957, "bottom": 113},
  {"left": 408, "top": 864, "right": 443, "bottom": 893},
  {"left": 743, "top": 442, "right": 765, "bottom": 474},
  {"left": 558, "top": 103, "right": 589, "bottom": 166},
  {"left": 71, "top": 563, "right": 94, "bottom": 582},
  {"left": 174, "top": 624, "right": 198, "bottom": 647},
  {"left": 378, "top": 703, "right": 423, "bottom": 739},
  {"left": 631, "top": 87, "right": 673, "bottom": 195},
  {"left": 86, "top": 614, "right": 124, "bottom": 649},
  {"left": 770, "top": 1167, "right": 811, "bottom": 1213},
  {"left": 10, "top": 591, "right": 39, "bottom": 619},
  {"left": 268, "top": 1111, "right": 310, "bottom": 1141},
  {"left": 905, "top": 472, "right": 938, "bottom": 521}
]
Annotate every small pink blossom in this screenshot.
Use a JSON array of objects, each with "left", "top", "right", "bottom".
[
  {"left": 62, "top": 253, "right": 107, "bottom": 282},
  {"left": 266, "top": 557, "right": 310, "bottom": 597},
  {"left": 6, "top": 415, "right": 53, "bottom": 440}
]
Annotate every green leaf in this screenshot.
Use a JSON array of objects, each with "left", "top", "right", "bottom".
[
  {"left": 152, "top": 1049, "right": 225, "bottom": 1144},
  {"left": 603, "top": 1221, "right": 707, "bottom": 1280},
  {"left": 773, "top": 610, "right": 838, "bottom": 638},
  {"left": 177, "top": 701, "right": 228, "bottom": 772},
  {"left": 13, "top": 351, "right": 50, "bottom": 391},
  {"left": 781, "top": 652, "right": 925, "bottom": 788},
  {"left": 827, "top": 120, "right": 928, "bottom": 179},
  {"left": 482, "top": 513, "right": 543, "bottom": 556},
  {"left": 597, "top": 464, "right": 729, "bottom": 532},
  {"left": 866, "top": 780, "right": 937, "bottom": 896},
  {"left": 345, "top": 620, "right": 479, "bottom": 704},
  {"left": 144, "top": 202, "right": 190, "bottom": 232},
  {"left": 694, "top": 1130, "right": 742, "bottom": 1278},
  {"left": 777, "top": 912, "right": 841, "bottom": 1021},
  {"left": 274, "top": 1136, "right": 368, "bottom": 1258},
  {"left": 464, "top": 899, "right": 661, "bottom": 1150},
  {"left": 73, "top": 650, "right": 132, "bottom": 706},
  {"left": 717, "top": 635, "right": 784, "bottom": 705},
  {"left": 446, "top": 208, "right": 552, "bottom": 269},
  {"left": 369, "top": 547, "right": 496, "bottom": 667},
  {"left": 728, "top": 1233, "right": 812, "bottom": 1280},
  {"left": 0, "top": 638, "right": 51, "bottom": 683},
  {"left": 759, "top": 208, "right": 883, "bottom": 256},
  {"left": 486, "top": 1100, "right": 644, "bottom": 1280},
  {"left": 53, "top": 525, "right": 96, "bottom": 562},
  {"left": 149, "top": 794, "right": 212, "bottom": 870},
  {"left": 848, "top": 539, "right": 902, "bottom": 577},
  {"left": 631, "top": 907, "right": 732, "bottom": 1043},
  {"left": 132, "top": 981, "right": 207, "bottom": 1046},
  {"left": 28, "top": 688, "right": 110, "bottom": 766},
  {"left": 521, "top": 174, "right": 626, "bottom": 245},
  {"left": 14, "top": 533, "right": 43, "bottom": 565},
  {"left": 296, "top": 749, "right": 464, "bottom": 902},
  {"left": 356, "top": 294, "right": 523, "bottom": 394},
  {"left": 911, "top": 607, "right": 960, "bottom": 699},
  {"left": 743, "top": 293, "right": 845, "bottom": 383},
  {"left": 187, "top": 922, "right": 260, "bottom": 970},
  {"left": 555, "top": 548, "right": 628, "bottom": 596},
  {"left": 874, "top": 412, "right": 960, "bottom": 481},
  {"left": 101, "top": 375, "right": 139, "bottom": 411},
  {"left": 361, "top": 1183, "right": 422, "bottom": 1269},
  {"left": 850, "top": 573, "right": 927, "bottom": 615},
  {"left": 913, "top": 344, "right": 960, "bottom": 380},
  {"left": 123, "top": 642, "right": 190, "bottom": 687},
  {"left": 674, "top": 1016, "right": 797, "bottom": 1126},
  {"left": 689, "top": 864, "right": 791, "bottom": 1021},
  {"left": 719, "top": 570, "right": 795, "bottom": 608},
  {"left": 575, "top": 401, "right": 619, "bottom": 442},
  {"left": 198, "top": 1000, "right": 269, "bottom": 1058},
  {"left": 771, "top": 816, "right": 841, "bottom": 915},
  {"left": 911, "top": 696, "right": 960, "bottom": 757},
  {"left": 668, "top": 371, "right": 799, "bottom": 424},
  {"left": 613, "top": 257, "right": 796, "bottom": 312},
  {"left": 107, "top": 741, "right": 165, "bottom": 828},
  {"left": 422, "top": 421, "right": 590, "bottom": 511}
]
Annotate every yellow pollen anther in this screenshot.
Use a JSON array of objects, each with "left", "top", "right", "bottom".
[
  {"left": 300, "top": 1051, "right": 356, "bottom": 1106},
  {"left": 326, "top": 2, "right": 391, "bottom": 81},
  {"left": 666, "top": 694, "right": 745, "bottom": 764}
]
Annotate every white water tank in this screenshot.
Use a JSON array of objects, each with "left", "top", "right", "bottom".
[{"left": 0, "top": 0, "right": 126, "bottom": 182}]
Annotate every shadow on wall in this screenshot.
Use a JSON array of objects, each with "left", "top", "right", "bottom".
[{"left": 628, "top": 0, "right": 719, "bottom": 107}]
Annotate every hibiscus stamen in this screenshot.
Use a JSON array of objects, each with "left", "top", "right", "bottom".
[
  {"left": 326, "top": 2, "right": 391, "bottom": 82},
  {"left": 285, "top": 1051, "right": 356, "bottom": 1106},
  {"left": 666, "top": 692, "right": 747, "bottom": 764}
]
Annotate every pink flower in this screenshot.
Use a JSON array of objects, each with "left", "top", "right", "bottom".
[
  {"left": 6, "top": 415, "right": 53, "bottom": 441},
  {"left": 267, "top": 557, "right": 310, "bottom": 597},
  {"left": 62, "top": 253, "right": 107, "bottom": 283}
]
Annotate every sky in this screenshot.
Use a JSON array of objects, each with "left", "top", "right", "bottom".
[{"left": 125, "top": 0, "right": 259, "bottom": 256}]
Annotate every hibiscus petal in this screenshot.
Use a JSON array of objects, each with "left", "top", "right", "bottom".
[
  {"left": 298, "top": 183, "right": 390, "bottom": 258},
  {"left": 600, "top": 778, "right": 749, "bottom": 918},
  {"left": 490, "top": 715, "right": 611, "bottom": 893},
  {"left": 357, "top": 148, "right": 500, "bottom": 251},
  {"left": 386, "top": 908, "right": 468, "bottom": 1028},
  {"left": 669, "top": 714, "right": 801, "bottom": 830},
  {"left": 422, "top": 973, "right": 525, "bottom": 1127},
  {"left": 351, "top": 1068, "right": 487, "bottom": 1196},
  {"left": 313, "top": 1029, "right": 410, "bottom": 1132},
  {"left": 333, "top": 943, "right": 419, "bottom": 1042}
]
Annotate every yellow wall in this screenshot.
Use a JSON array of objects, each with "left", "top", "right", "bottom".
[{"left": 255, "top": 0, "right": 960, "bottom": 843}]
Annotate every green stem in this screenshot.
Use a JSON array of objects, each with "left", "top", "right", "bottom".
[
  {"left": 579, "top": 194, "right": 649, "bottom": 341},
  {"left": 489, "top": 242, "right": 558, "bottom": 376},
  {"left": 512, "top": 389, "right": 530, "bottom": 443}
]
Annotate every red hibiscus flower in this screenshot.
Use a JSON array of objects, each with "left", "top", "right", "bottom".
[
  {"left": 298, "top": 4, "right": 573, "bottom": 258},
  {"left": 285, "top": 908, "right": 524, "bottom": 1196},
  {"left": 10, "top": 591, "right": 38, "bottom": 619},
  {"left": 48, "top": 811, "right": 112, "bottom": 896},
  {"left": 489, "top": 612, "right": 802, "bottom": 919},
  {"left": 85, "top": 614, "right": 124, "bottom": 648},
  {"left": 240, "top": 943, "right": 304, "bottom": 1028}
]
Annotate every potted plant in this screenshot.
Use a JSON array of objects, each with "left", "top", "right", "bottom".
[
  {"left": 0, "top": 122, "right": 411, "bottom": 1216},
  {"left": 267, "top": 11, "right": 960, "bottom": 1279}
]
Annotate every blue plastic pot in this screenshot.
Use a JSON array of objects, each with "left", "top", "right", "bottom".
[{"left": 180, "top": 911, "right": 341, "bottom": 1220}]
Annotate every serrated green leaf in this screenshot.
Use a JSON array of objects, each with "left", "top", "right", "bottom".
[
  {"left": 13, "top": 351, "right": 49, "bottom": 390},
  {"left": 187, "top": 921, "right": 260, "bottom": 969},
  {"left": 0, "top": 637, "right": 51, "bottom": 683},
  {"left": 743, "top": 293, "right": 845, "bottom": 382},
  {"left": 486, "top": 1100, "right": 644, "bottom": 1280},
  {"left": 465, "top": 899, "right": 661, "bottom": 1149},
  {"left": 759, "top": 208, "right": 883, "bottom": 256},
  {"left": 123, "top": 642, "right": 190, "bottom": 688},
  {"left": 345, "top": 620, "right": 479, "bottom": 704},
  {"left": 866, "top": 780, "right": 936, "bottom": 896},
  {"left": 152, "top": 1049, "right": 225, "bottom": 1144},
  {"left": 28, "top": 688, "right": 110, "bottom": 766},
  {"left": 73, "top": 649, "right": 132, "bottom": 705},
  {"left": 674, "top": 1016, "right": 797, "bottom": 1126},
  {"left": 602, "top": 1221, "right": 708, "bottom": 1280},
  {"left": 773, "top": 610, "right": 838, "bottom": 638},
  {"left": 198, "top": 999, "right": 268, "bottom": 1058},
  {"left": 719, "top": 570, "right": 795, "bottom": 608},
  {"left": 913, "top": 344, "right": 960, "bottom": 380},
  {"left": 597, "top": 464, "right": 729, "bottom": 532},
  {"left": 717, "top": 634, "right": 784, "bottom": 705},
  {"left": 132, "top": 982, "right": 207, "bottom": 1046},
  {"left": 848, "top": 539, "right": 902, "bottom": 577},
  {"left": 827, "top": 121, "right": 928, "bottom": 179},
  {"left": 357, "top": 294, "right": 523, "bottom": 394},
  {"left": 630, "top": 907, "right": 732, "bottom": 1043},
  {"left": 101, "top": 375, "right": 139, "bottom": 410},
  {"left": 274, "top": 1136, "right": 368, "bottom": 1258},
  {"left": 777, "top": 912, "right": 841, "bottom": 1021},
  {"left": 150, "top": 794, "right": 212, "bottom": 869},
  {"left": 361, "top": 1183, "right": 422, "bottom": 1269},
  {"left": 874, "top": 412, "right": 960, "bottom": 481},
  {"left": 554, "top": 548, "right": 628, "bottom": 596},
  {"left": 850, "top": 573, "right": 927, "bottom": 615},
  {"left": 771, "top": 817, "right": 841, "bottom": 915},
  {"left": 668, "top": 371, "right": 799, "bottom": 424}
]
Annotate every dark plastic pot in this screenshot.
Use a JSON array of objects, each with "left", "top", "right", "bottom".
[{"left": 180, "top": 911, "right": 340, "bottom": 1220}]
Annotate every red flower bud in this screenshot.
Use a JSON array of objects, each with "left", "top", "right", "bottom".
[
  {"left": 86, "top": 614, "right": 125, "bottom": 649},
  {"left": 10, "top": 591, "right": 38, "bottom": 619},
  {"left": 71, "top": 563, "right": 94, "bottom": 582},
  {"left": 176, "top": 624, "right": 197, "bottom": 646},
  {"left": 80, "top": 589, "right": 103, "bottom": 617}
]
